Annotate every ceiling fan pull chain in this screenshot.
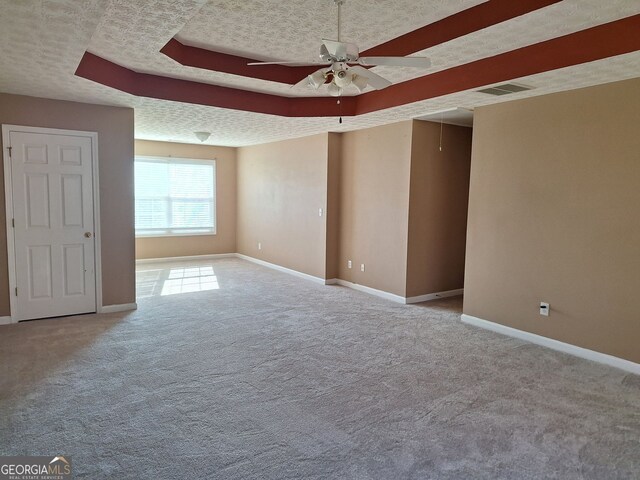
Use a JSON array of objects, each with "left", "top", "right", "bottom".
[{"left": 337, "top": 99, "right": 342, "bottom": 124}]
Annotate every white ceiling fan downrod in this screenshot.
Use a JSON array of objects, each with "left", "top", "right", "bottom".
[{"left": 334, "top": 0, "right": 345, "bottom": 42}]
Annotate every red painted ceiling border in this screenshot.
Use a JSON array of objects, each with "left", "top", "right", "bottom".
[
  {"left": 160, "top": 39, "right": 319, "bottom": 85},
  {"left": 162, "top": 0, "right": 563, "bottom": 85},
  {"left": 360, "top": 0, "right": 563, "bottom": 57},
  {"left": 75, "top": 15, "right": 640, "bottom": 118},
  {"left": 75, "top": 52, "right": 356, "bottom": 117},
  {"left": 357, "top": 14, "right": 640, "bottom": 114}
]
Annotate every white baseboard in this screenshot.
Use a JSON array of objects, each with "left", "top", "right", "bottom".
[
  {"left": 236, "top": 254, "right": 327, "bottom": 285},
  {"left": 136, "top": 253, "right": 235, "bottom": 264},
  {"left": 132, "top": 254, "right": 458, "bottom": 307},
  {"left": 406, "top": 288, "right": 464, "bottom": 304},
  {"left": 0, "top": 316, "right": 13, "bottom": 325},
  {"left": 333, "top": 279, "right": 406, "bottom": 304},
  {"left": 100, "top": 303, "right": 138, "bottom": 314},
  {"left": 461, "top": 314, "right": 640, "bottom": 375}
]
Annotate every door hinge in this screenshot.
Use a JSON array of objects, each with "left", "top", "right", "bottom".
[
  {"left": 12, "top": 218, "right": 15, "bottom": 228},
  {"left": 15, "top": 287, "right": 17, "bottom": 296},
  {"left": 6, "top": 146, "right": 11, "bottom": 157}
]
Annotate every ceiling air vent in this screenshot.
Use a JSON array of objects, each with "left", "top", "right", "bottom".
[{"left": 477, "top": 83, "right": 533, "bottom": 96}]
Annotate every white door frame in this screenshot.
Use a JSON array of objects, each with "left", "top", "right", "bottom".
[{"left": 2, "top": 124, "right": 103, "bottom": 323}]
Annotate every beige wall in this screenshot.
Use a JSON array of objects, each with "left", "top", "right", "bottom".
[
  {"left": 236, "top": 134, "right": 329, "bottom": 279},
  {"left": 134, "top": 140, "right": 237, "bottom": 259},
  {"left": 465, "top": 77, "right": 640, "bottom": 363},
  {"left": 406, "top": 120, "right": 472, "bottom": 297},
  {"left": 0, "top": 93, "right": 135, "bottom": 311},
  {"left": 338, "top": 121, "right": 413, "bottom": 297},
  {"left": 325, "top": 133, "right": 342, "bottom": 280}
]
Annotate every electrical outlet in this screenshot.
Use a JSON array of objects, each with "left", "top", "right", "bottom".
[
  {"left": 318, "top": 208, "right": 323, "bottom": 217},
  {"left": 258, "top": 242, "right": 262, "bottom": 250},
  {"left": 347, "top": 260, "right": 352, "bottom": 269},
  {"left": 360, "top": 263, "right": 365, "bottom": 272},
  {"left": 540, "top": 302, "right": 549, "bottom": 316}
]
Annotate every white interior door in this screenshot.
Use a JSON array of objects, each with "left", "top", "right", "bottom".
[{"left": 6, "top": 129, "right": 97, "bottom": 321}]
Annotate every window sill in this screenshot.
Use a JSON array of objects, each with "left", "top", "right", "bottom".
[{"left": 136, "top": 231, "right": 217, "bottom": 239}]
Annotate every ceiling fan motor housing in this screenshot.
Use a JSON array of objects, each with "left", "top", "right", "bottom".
[
  {"left": 319, "top": 44, "right": 332, "bottom": 62},
  {"left": 320, "top": 42, "right": 359, "bottom": 63}
]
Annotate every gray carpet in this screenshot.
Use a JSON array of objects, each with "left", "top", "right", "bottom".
[{"left": 1, "top": 258, "right": 638, "bottom": 479}]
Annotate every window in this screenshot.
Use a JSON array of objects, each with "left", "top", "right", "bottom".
[{"left": 135, "top": 156, "right": 216, "bottom": 237}]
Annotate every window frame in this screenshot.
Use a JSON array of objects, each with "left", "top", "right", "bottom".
[{"left": 134, "top": 155, "right": 217, "bottom": 238}]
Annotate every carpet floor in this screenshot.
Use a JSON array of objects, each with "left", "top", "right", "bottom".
[{"left": 1, "top": 258, "right": 639, "bottom": 479}]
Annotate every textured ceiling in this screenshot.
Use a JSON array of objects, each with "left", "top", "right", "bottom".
[
  {"left": 0, "top": 0, "right": 639, "bottom": 146},
  {"left": 177, "top": 0, "right": 486, "bottom": 58}
]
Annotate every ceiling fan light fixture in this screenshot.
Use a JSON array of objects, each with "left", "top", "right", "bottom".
[
  {"left": 333, "top": 69, "right": 352, "bottom": 88},
  {"left": 307, "top": 70, "right": 326, "bottom": 89},
  {"left": 352, "top": 74, "right": 368, "bottom": 92},
  {"left": 327, "top": 82, "right": 342, "bottom": 97},
  {"left": 194, "top": 131, "right": 211, "bottom": 142}
]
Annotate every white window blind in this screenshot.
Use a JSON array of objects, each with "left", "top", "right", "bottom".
[{"left": 135, "top": 157, "right": 216, "bottom": 237}]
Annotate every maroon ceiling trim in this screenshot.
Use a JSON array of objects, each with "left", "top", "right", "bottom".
[
  {"left": 75, "top": 15, "right": 640, "bottom": 118},
  {"left": 161, "top": 0, "right": 563, "bottom": 85},
  {"left": 161, "top": 39, "right": 320, "bottom": 85},
  {"left": 360, "top": 0, "right": 563, "bottom": 57},
  {"left": 75, "top": 53, "right": 356, "bottom": 117},
  {"left": 356, "top": 14, "right": 640, "bottom": 114}
]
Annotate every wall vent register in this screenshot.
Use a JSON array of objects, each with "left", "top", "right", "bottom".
[{"left": 477, "top": 83, "right": 533, "bottom": 96}]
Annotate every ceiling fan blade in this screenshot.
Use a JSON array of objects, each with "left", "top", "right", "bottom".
[
  {"left": 248, "top": 61, "right": 327, "bottom": 66},
  {"left": 292, "top": 75, "right": 311, "bottom": 88},
  {"left": 357, "top": 56, "right": 431, "bottom": 68},
  {"left": 349, "top": 65, "right": 392, "bottom": 90}
]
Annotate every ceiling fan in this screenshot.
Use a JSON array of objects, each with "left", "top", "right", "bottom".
[{"left": 248, "top": 0, "right": 431, "bottom": 97}]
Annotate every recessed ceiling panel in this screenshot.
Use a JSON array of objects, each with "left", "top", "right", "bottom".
[{"left": 0, "top": 0, "right": 638, "bottom": 146}]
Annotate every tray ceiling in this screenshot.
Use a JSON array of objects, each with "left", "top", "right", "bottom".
[{"left": 0, "top": 0, "right": 639, "bottom": 146}]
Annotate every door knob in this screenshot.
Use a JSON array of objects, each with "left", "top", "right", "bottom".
[{"left": 84, "top": 232, "right": 92, "bottom": 238}]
